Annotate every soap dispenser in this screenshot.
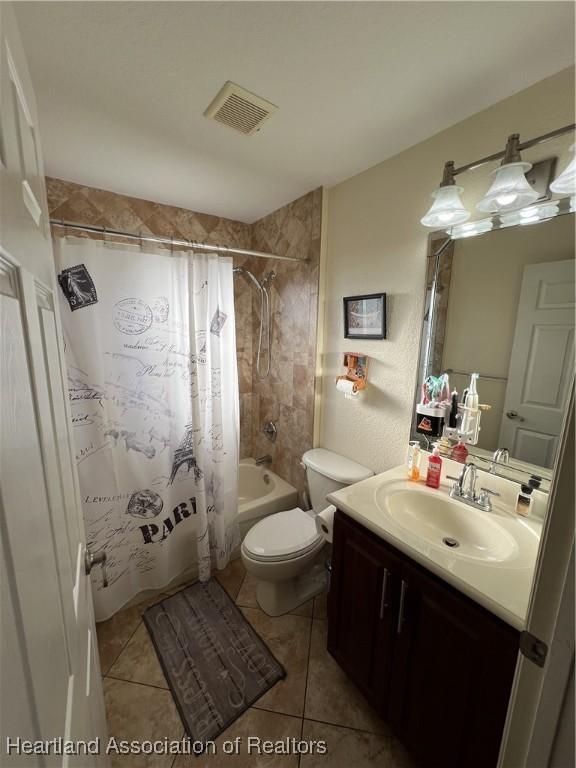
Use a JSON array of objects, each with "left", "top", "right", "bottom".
[
  {"left": 451, "top": 437, "right": 468, "bottom": 464},
  {"left": 426, "top": 444, "right": 443, "bottom": 489}
]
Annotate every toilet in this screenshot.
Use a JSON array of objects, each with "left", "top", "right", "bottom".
[{"left": 241, "top": 448, "right": 373, "bottom": 616}]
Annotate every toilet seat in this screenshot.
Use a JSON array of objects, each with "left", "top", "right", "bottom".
[{"left": 243, "top": 507, "right": 323, "bottom": 562}]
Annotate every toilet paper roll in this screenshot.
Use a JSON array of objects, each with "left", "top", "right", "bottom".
[
  {"left": 336, "top": 379, "right": 358, "bottom": 397},
  {"left": 315, "top": 504, "right": 336, "bottom": 544}
]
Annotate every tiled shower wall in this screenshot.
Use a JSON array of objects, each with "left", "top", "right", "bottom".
[{"left": 47, "top": 178, "right": 322, "bottom": 498}]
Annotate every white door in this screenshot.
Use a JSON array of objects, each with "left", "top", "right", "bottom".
[
  {"left": 0, "top": 5, "right": 108, "bottom": 766},
  {"left": 499, "top": 259, "right": 575, "bottom": 469},
  {"left": 499, "top": 386, "right": 574, "bottom": 768}
]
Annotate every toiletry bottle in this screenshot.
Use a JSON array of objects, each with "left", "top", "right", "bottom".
[
  {"left": 406, "top": 441, "right": 421, "bottom": 481},
  {"left": 426, "top": 444, "right": 443, "bottom": 489},
  {"left": 460, "top": 373, "right": 479, "bottom": 435},
  {"left": 515, "top": 484, "right": 534, "bottom": 517},
  {"left": 450, "top": 437, "right": 468, "bottom": 464},
  {"left": 437, "top": 436, "right": 452, "bottom": 458}
]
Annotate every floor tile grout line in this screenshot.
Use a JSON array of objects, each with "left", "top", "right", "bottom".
[
  {"left": 302, "top": 714, "right": 388, "bottom": 738},
  {"left": 105, "top": 672, "right": 169, "bottom": 692},
  {"left": 245, "top": 704, "right": 302, "bottom": 722},
  {"left": 169, "top": 731, "right": 186, "bottom": 768},
  {"left": 99, "top": 591, "right": 168, "bottom": 675},
  {"left": 102, "top": 617, "right": 143, "bottom": 676},
  {"left": 299, "top": 602, "right": 316, "bottom": 763}
]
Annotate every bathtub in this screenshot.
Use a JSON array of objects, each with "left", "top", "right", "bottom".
[{"left": 237, "top": 458, "right": 298, "bottom": 538}]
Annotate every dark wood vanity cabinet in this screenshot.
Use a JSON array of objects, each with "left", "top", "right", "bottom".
[{"left": 328, "top": 511, "right": 519, "bottom": 768}]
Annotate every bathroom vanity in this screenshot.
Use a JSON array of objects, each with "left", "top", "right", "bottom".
[{"left": 327, "top": 463, "right": 542, "bottom": 768}]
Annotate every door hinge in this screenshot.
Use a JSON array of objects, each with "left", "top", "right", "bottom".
[{"left": 519, "top": 630, "right": 548, "bottom": 668}]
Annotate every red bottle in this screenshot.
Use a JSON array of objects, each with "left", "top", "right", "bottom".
[
  {"left": 426, "top": 445, "right": 443, "bottom": 489},
  {"left": 451, "top": 438, "right": 469, "bottom": 464}
]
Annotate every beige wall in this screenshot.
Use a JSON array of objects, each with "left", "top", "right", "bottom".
[
  {"left": 46, "top": 179, "right": 322, "bottom": 498},
  {"left": 443, "top": 214, "right": 575, "bottom": 450},
  {"left": 319, "top": 67, "right": 575, "bottom": 474}
]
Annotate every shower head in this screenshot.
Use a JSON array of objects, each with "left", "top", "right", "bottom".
[{"left": 233, "top": 266, "right": 263, "bottom": 292}]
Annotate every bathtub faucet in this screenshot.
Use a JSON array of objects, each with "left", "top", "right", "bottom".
[{"left": 255, "top": 455, "right": 272, "bottom": 467}]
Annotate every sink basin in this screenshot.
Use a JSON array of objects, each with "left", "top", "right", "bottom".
[{"left": 376, "top": 486, "right": 518, "bottom": 562}]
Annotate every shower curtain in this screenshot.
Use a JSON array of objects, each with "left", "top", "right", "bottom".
[{"left": 54, "top": 236, "right": 240, "bottom": 621}]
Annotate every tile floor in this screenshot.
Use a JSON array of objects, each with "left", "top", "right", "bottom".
[{"left": 97, "top": 559, "right": 415, "bottom": 768}]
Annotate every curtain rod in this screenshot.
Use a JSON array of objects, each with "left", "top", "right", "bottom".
[{"left": 50, "top": 220, "right": 305, "bottom": 262}]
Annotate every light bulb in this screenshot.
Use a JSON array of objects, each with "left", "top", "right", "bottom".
[
  {"left": 495, "top": 193, "right": 517, "bottom": 206},
  {"left": 420, "top": 185, "right": 470, "bottom": 228},
  {"left": 477, "top": 162, "right": 538, "bottom": 213}
]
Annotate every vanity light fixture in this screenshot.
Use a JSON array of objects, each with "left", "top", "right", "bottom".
[
  {"left": 476, "top": 134, "right": 539, "bottom": 213},
  {"left": 420, "top": 161, "right": 471, "bottom": 228},
  {"left": 449, "top": 218, "right": 493, "bottom": 239},
  {"left": 421, "top": 123, "right": 575, "bottom": 229},
  {"left": 500, "top": 201, "right": 560, "bottom": 228},
  {"left": 550, "top": 144, "right": 576, "bottom": 195}
]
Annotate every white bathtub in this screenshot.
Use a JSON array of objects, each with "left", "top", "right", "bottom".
[{"left": 237, "top": 458, "right": 298, "bottom": 538}]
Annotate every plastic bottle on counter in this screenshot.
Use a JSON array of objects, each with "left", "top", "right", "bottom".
[
  {"left": 426, "top": 444, "right": 443, "bottom": 489},
  {"left": 406, "top": 441, "right": 421, "bottom": 481}
]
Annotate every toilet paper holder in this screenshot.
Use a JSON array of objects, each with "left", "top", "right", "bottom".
[{"left": 336, "top": 352, "right": 368, "bottom": 393}]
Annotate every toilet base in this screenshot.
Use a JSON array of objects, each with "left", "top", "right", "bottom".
[{"left": 256, "top": 564, "right": 328, "bottom": 617}]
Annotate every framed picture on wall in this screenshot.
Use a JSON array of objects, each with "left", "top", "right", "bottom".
[{"left": 343, "top": 293, "right": 386, "bottom": 339}]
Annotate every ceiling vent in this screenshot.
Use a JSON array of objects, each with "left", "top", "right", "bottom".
[{"left": 204, "top": 81, "right": 278, "bottom": 136}]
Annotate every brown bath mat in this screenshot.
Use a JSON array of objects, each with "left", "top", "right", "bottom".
[{"left": 143, "top": 579, "right": 285, "bottom": 743}]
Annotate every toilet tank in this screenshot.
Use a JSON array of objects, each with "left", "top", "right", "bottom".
[{"left": 302, "top": 448, "right": 373, "bottom": 514}]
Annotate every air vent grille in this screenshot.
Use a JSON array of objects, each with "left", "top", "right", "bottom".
[{"left": 204, "top": 82, "right": 277, "bottom": 135}]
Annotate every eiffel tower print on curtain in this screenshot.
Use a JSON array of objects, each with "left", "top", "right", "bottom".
[{"left": 170, "top": 423, "right": 203, "bottom": 484}]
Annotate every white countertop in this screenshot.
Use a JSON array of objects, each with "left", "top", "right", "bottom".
[{"left": 327, "top": 461, "right": 542, "bottom": 630}]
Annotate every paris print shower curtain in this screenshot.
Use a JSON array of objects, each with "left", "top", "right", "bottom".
[{"left": 54, "top": 236, "right": 240, "bottom": 621}]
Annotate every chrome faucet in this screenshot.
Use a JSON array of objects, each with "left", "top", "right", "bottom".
[
  {"left": 490, "top": 447, "right": 510, "bottom": 474},
  {"left": 447, "top": 461, "right": 500, "bottom": 512},
  {"left": 459, "top": 462, "right": 477, "bottom": 497},
  {"left": 255, "top": 455, "right": 272, "bottom": 467}
]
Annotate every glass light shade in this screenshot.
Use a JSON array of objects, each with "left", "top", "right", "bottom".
[
  {"left": 500, "top": 201, "right": 559, "bottom": 228},
  {"left": 550, "top": 145, "right": 576, "bottom": 195},
  {"left": 420, "top": 185, "right": 470, "bottom": 228},
  {"left": 450, "top": 218, "right": 493, "bottom": 239},
  {"left": 476, "top": 162, "right": 539, "bottom": 213}
]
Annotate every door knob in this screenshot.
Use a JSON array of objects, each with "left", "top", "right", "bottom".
[
  {"left": 506, "top": 411, "right": 525, "bottom": 422},
  {"left": 85, "top": 548, "right": 108, "bottom": 588}
]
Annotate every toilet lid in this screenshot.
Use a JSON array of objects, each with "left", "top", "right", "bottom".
[{"left": 243, "top": 507, "right": 322, "bottom": 560}]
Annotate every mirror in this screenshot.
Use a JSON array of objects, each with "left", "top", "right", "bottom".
[{"left": 414, "top": 198, "right": 574, "bottom": 490}]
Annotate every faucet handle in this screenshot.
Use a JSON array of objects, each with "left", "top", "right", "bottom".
[
  {"left": 446, "top": 475, "right": 460, "bottom": 482},
  {"left": 478, "top": 487, "right": 500, "bottom": 510}
]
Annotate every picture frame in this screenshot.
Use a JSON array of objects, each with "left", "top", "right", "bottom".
[{"left": 343, "top": 293, "right": 386, "bottom": 339}]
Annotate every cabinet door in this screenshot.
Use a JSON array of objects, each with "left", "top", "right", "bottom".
[
  {"left": 328, "top": 512, "right": 401, "bottom": 710},
  {"left": 389, "top": 561, "right": 519, "bottom": 768}
]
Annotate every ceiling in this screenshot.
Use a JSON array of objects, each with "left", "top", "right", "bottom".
[{"left": 16, "top": 2, "right": 575, "bottom": 223}]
